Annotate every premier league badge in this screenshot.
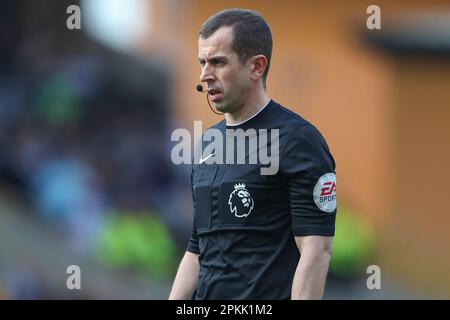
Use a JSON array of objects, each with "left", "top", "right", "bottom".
[{"left": 228, "top": 183, "right": 255, "bottom": 218}]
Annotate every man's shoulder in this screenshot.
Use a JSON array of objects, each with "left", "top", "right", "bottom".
[
  {"left": 271, "top": 100, "right": 312, "bottom": 130},
  {"left": 272, "top": 101, "right": 331, "bottom": 150}
]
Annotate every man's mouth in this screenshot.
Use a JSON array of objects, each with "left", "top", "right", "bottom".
[{"left": 208, "top": 89, "right": 223, "bottom": 102}]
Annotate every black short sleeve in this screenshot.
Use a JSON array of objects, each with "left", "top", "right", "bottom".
[{"left": 281, "top": 124, "right": 337, "bottom": 236}]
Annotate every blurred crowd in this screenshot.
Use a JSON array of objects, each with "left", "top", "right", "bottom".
[{"left": 0, "top": 0, "right": 190, "bottom": 298}]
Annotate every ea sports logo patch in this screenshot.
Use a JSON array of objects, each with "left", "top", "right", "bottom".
[
  {"left": 228, "top": 183, "right": 254, "bottom": 218},
  {"left": 313, "top": 173, "right": 337, "bottom": 213}
]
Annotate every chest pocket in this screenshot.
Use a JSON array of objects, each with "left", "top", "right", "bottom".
[
  {"left": 193, "top": 166, "right": 218, "bottom": 230},
  {"left": 218, "top": 165, "right": 271, "bottom": 227}
]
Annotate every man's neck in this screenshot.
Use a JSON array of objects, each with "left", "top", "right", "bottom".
[{"left": 225, "top": 91, "right": 270, "bottom": 125}]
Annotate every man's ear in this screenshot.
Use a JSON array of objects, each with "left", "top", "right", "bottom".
[{"left": 250, "top": 55, "right": 268, "bottom": 81}]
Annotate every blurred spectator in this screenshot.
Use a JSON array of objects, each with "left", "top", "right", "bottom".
[{"left": 0, "top": 0, "right": 190, "bottom": 283}]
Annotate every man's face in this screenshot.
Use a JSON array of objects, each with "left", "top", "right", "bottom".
[{"left": 198, "top": 26, "right": 252, "bottom": 114}]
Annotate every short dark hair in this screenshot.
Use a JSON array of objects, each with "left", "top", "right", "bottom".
[{"left": 199, "top": 8, "right": 273, "bottom": 87}]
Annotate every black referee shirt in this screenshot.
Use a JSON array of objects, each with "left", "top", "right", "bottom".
[{"left": 187, "top": 99, "right": 336, "bottom": 300}]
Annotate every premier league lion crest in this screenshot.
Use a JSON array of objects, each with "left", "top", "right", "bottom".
[{"left": 228, "top": 183, "right": 254, "bottom": 218}]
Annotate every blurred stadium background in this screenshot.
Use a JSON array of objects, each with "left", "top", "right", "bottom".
[{"left": 0, "top": 0, "right": 449, "bottom": 299}]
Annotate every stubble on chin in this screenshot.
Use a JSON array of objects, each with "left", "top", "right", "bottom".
[{"left": 214, "top": 101, "right": 231, "bottom": 113}]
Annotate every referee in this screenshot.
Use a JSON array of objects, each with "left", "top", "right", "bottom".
[{"left": 169, "top": 8, "right": 337, "bottom": 300}]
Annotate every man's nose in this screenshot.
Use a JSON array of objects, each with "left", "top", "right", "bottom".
[{"left": 200, "top": 65, "right": 215, "bottom": 83}]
